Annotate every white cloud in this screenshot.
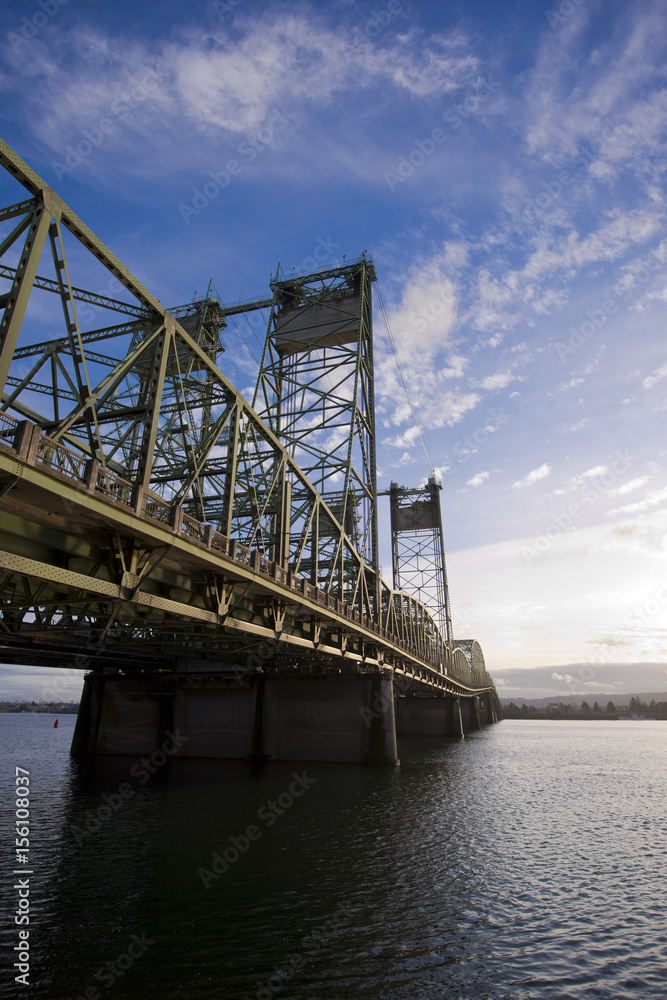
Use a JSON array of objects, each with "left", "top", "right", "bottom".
[
  {"left": 513, "top": 463, "right": 551, "bottom": 489},
  {"left": 582, "top": 465, "right": 608, "bottom": 478},
  {"left": 551, "top": 672, "right": 574, "bottom": 683},
  {"left": 382, "top": 260, "right": 458, "bottom": 360},
  {"left": 608, "top": 485, "right": 667, "bottom": 516},
  {"left": 172, "top": 16, "right": 474, "bottom": 135},
  {"left": 521, "top": 5, "right": 667, "bottom": 173},
  {"left": 597, "top": 509, "right": 667, "bottom": 558},
  {"left": 643, "top": 363, "right": 667, "bottom": 390},
  {"left": 8, "top": 15, "right": 484, "bottom": 172},
  {"left": 382, "top": 388, "right": 481, "bottom": 447},
  {"left": 470, "top": 370, "right": 521, "bottom": 391},
  {"left": 607, "top": 477, "right": 649, "bottom": 498},
  {"left": 467, "top": 470, "right": 491, "bottom": 488},
  {"left": 439, "top": 354, "right": 468, "bottom": 379},
  {"left": 431, "top": 465, "right": 451, "bottom": 482}
]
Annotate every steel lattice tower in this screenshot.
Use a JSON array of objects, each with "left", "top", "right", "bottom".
[
  {"left": 387, "top": 476, "right": 454, "bottom": 651},
  {"left": 252, "top": 256, "right": 379, "bottom": 615}
]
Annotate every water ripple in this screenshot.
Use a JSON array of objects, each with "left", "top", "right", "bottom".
[{"left": 1, "top": 716, "right": 667, "bottom": 999}]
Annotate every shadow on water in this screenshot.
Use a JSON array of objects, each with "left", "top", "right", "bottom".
[{"left": 20, "top": 733, "right": 500, "bottom": 1000}]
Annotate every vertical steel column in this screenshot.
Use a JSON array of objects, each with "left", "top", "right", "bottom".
[
  {"left": 0, "top": 196, "right": 52, "bottom": 395},
  {"left": 220, "top": 402, "right": 240, "bottom": 538},
  {"left": 131, "top": 317, "right": 172, "bottom": 510}
]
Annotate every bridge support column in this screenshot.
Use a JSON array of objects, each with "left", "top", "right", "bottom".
[
  {"left": 396, "top": 696, "right": 445, "bottom": 736},
  {"left": 459, "top": 696, "right": 481, "bottom": 732},
  {"left": 394, "top": 695, "right": 471, "bottom": 738},
  {"left": 70, "top": 670, "right": 399, "bottom": 765},
  {"left": 449, "top": 697, "right": 464, "bottom": 738},
  {"left": 71, "top": 673, "right": 106, "bottom": 754},
  {"left": 249, "top": 675, "right": 268, "bottom": 761},
  {"left": 483, "top": 694, "right": 497, "bottom": 724},
  {"left": 71, "top": 673, "right": 258, "bottom": 758},
  {"left": 262, "top": 673, "right": 398, "bottom": 765}
]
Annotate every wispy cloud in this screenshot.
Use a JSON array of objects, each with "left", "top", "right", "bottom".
[
  {"left": 4, "top": 13, "right": 485, "bottom": 184},
  {"left": 608, "top": 477, "right": 650, "bottom": 498},
  {"left": 513, "top": 463, "right": 551, "bottom": 489},
  {"left": 608, "top": 485, "right": 667, "bottom": 516},
  {"left": 643, "top": 363, "right": 667, "bottom": 390},
  {"left": 467, "top": 470, "right": 492, "bottom": 488}
]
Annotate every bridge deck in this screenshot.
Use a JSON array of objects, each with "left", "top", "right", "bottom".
[{"left": 0, "top": 415, "right": 494, "bottom": 700}]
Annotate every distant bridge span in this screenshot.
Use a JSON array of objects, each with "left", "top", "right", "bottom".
[{"left": 0, "top": 139, "right": 500, "bottom": 763}]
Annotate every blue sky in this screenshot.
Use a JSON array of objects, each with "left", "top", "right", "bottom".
[{"left": 1, "top": 0, "right": 666, "bottom": 700}]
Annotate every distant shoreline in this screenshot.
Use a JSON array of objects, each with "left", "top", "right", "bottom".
[
  {"left": 502, "top": 713, "right": 667, "bottom": 721},
  {"left": 0, "top": 705, "right": 79, "bottom": 714}
]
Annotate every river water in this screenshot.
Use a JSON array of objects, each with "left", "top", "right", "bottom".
[{"left": 1, "top": 714, "right": 666, "bottom": 999}]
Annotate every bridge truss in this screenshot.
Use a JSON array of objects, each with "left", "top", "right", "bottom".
[{"left": 0, "top": 138, "right": 497, "bottom": 703}]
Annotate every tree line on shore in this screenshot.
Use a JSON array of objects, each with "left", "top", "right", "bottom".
[
  {"left": 0, "top": 700, "right": 79, "bottom": 713},
  {"left": 503, "top": 697, "right": 667, "bottom": 719}
]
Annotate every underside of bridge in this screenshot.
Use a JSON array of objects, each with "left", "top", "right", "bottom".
[{"left": 0, "top": 138, "right": 501, "bottom": 763}]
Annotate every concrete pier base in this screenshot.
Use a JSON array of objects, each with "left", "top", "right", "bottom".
[
  {"left": 71, "top": 671, "right": 399, "bottom": 766},
  {"left": 459, "top": 696, "right": 481, "bottom": 731},
  {"left": 396, "top": 694, "right": 484, "bottom": 738},
  {"left": 450, "top": 696, "right": 465, "bottom": 738},
  {"left": 396, "top": 696, "right": 451, "bottom": 736},
  {"left": 481, "top": 693, "right": 497, "bottom": 725}
]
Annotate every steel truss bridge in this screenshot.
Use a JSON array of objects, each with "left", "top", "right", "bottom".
[{"left": 0, "top": 138, "right": 499, "bottom": 719}]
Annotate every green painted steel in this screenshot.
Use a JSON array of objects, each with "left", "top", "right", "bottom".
[
  {"left": 253, "top": 257, "right": 379, "bottom": 617},
  {"left": 385, "top": 476, "right": 454, "bottom": 651}
]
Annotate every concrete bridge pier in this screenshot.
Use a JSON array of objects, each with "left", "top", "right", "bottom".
[
  {"left": 395, "top": 694, "right": 467, "bottom": 738},
  {"left": 459, "top": 696, "right": 482, "bottom": 731},
  {"left": 481, "top": 693, "right": 497, "bottom": 725},
  {"left": 394, "top": 693, "right": 499, "bottom": 739},
  {"left": 396, "top": 695, "right": 450, "bottom": 736},
  {"left": 449, "top": 696, "right": 465, "bottom": 738},
  {"left": 71, "top": 670, "right": 399, "bottom": 766},
  {"left": 258, "top": 672, "right": 398, "bottom": 765}
]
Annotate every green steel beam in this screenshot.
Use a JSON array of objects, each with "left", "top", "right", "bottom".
[{"left": 0, "top": 201, "right": 52, "bottom": 395}]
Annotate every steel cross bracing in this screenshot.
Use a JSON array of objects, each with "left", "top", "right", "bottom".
[
  {"left": 385, "top": 477, "right": 454, "bottom": 651},
  {"left": 252, "top": 258, "right": 379, "bottom": 619},
  {"left": 0, "top": 138, "right": 498, "bottom": 705}
]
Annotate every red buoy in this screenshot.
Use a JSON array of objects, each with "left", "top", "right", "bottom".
[{"left": 54, "top": 719, "right": 58, "bottom": 728}]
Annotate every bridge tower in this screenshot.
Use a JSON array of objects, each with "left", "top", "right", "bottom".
[
  {"left": 386, "top": 476, "right": 454, "bottom": 652},
  {"left": 252, "top": 256, "right": 379, "bottom": 618}
]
